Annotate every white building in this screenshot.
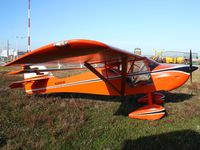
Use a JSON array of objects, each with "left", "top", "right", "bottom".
[{"left": 0, "top": 49, "right": 17, "bottom": 57}]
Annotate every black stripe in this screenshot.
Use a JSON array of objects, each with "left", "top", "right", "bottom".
[
  {"left": 128, "top": 65, "right": 198, "bottom": 77},
  {"left": 138, "top": 109, "right": 166, "bottom": 115}
]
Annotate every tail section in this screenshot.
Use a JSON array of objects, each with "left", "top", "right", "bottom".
[
  {"left": 23, "top": 66, "right": 52, "bottom": 94},
  {"left": 9, "top": 66, "right": 53, "bottom": 94}
]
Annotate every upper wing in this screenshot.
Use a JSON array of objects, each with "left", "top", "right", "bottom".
[{"left": 5, "top": 39, "right": 145, "bottom": 66}]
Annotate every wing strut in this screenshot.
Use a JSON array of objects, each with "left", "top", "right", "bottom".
[
  {"left": 121, "top": 57, "right": 128, "bottom": 96},
  {"left": 84, "top": 62, "right": 121, "bottom": 95}
]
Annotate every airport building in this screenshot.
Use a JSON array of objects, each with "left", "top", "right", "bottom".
[{"left": 0, "top": 49, "right": 27, "bottom": 63}]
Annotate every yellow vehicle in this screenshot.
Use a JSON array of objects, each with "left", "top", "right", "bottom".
[
  {"left": 165, "top": 57, "right": 173, "bottom": 63},
  {"left": 153, "top": 51, "right": 190, "bottom": 64},
  {"left": 176, "top": 57, "right": 185, "bottom": 64},
  {"left": 164, "top": 57, "right": 184, "bottom": 64}
]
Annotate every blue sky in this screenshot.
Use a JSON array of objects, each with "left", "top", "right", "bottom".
[{"left": 0, "top": 0, "right": 200, "bottom": 55}]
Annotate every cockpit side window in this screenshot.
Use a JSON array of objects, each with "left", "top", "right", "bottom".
[{"left": 127, "top": 59, "right": 153, "bottom": 87}]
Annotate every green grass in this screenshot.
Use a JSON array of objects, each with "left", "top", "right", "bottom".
[{"left": 0, "top": 67, "right": 200, "bottom": 149}]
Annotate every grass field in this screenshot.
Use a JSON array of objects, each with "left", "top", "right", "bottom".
[{"left": 0, "top": 66, "right": 200, "bottom": 149}]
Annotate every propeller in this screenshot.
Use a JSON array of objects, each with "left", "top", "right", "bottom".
[
  {"left": 188, "top": 49, "right": 198, "bottom": 83},
  {"left": 189, "top": 49, "right": 193, "bottom": 83}
]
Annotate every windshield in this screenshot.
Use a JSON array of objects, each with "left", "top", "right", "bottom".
[{"left": 127, "top": 58, "right": 155, "bottom": 86}]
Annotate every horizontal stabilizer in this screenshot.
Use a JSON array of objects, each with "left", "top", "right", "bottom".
[
  {"left": 9, "top": 76, "right": 50, "bottom": 89},
  {"left": 8, "top": 69, "right": 29, "bottom": 75},
  {"left": 9, "top": 82, "right": 24, "bottom": 89}
]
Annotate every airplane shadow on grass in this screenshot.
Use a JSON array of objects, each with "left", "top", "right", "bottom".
[
  {"left": 37, "top": 92, "right": 194, "bottom": 116},
  {"left": 37, "top": 92, "right": 124, "bottom": 102},
  {"left": 114, "top": 92, "right": 194, "bottom": 116},
  {"left": 121, "top": 130, "right": 200, "bottom": 150}
]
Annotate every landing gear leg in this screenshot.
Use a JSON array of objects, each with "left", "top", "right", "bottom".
[
  {"left": 129, "top": 92, "right": 166, "bottom": 120},
  {"left": 137, "top": 92, "right": 165, "bottom": 105}
]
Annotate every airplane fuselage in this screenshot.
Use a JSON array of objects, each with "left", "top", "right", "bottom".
[{"left": 23, "top": 64, "right": 195, "bottom": 96}]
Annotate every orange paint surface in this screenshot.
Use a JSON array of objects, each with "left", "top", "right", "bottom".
[{"left": 128, "top": 105, "right": 165, "bottom": 120}]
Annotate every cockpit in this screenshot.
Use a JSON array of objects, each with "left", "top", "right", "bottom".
[{"left": 106, "top": 57, "right": 158, "bottom": 87}]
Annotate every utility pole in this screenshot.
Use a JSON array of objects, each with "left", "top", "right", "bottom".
[
  {"left": 7, "top": 40, "right": 9, "bottom": 62},
  {"left": 27, "top": 0, "right": 31, "bottom": 52}
]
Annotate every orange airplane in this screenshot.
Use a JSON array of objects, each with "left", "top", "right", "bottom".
[{"left": 5, "top": 39, "right": 198, "bottom": 120}]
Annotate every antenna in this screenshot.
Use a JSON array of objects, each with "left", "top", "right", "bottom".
[{"left": 27, "top": 0, "right": 31, "bottom": 52}]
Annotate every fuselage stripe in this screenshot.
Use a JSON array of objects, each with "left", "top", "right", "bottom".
[{"left": 26, "top": 75, "right": 121, "bottom": 93}]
